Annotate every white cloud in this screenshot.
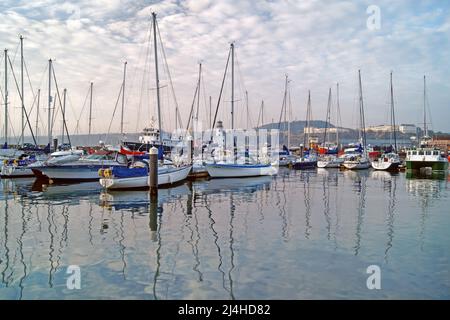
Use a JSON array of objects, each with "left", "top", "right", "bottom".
[{"left": 0, "top": 0, "right": 449, "bottom": 142}]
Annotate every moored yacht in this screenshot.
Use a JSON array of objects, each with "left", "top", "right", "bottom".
[{"left": 37, "top": 151, "right": 128, "bottom": 182}]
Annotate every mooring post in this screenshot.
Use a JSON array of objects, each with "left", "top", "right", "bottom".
[
  {"left": 190, "top": 138, "right": 194, "bottom": 164},
  {"left": 53, "top": 138, "right": 58, "bottom": 152},
  {"left": 149, "top": 146, "right": 158, "bottom": 202},
  {"left": 149, "top": 200, "right": 157, "bottom": 233}
]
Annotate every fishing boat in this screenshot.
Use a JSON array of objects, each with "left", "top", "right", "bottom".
[
  {"left": 405, "top": 76, "right": 449, "bottom": 172},
  {"left": 372, "top": 72, "right": 401, "bottom": 171},
  {"left": 343, "top": 70, "right": 370, "bottom": 170},
  {"left": 122, "top": 118, "right": 183, "bottom": 153},
  {"left": 405, "top": 148, "right": 448, "bottom": 171}
]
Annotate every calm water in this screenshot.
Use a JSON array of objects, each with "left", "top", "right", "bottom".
[{"left": 0, "top": 168, "right": 449, "bottom": 300}]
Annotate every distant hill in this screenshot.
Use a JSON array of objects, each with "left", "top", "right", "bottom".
[{"left": 259, "top": 120, "right": 338, "bottom": 135}]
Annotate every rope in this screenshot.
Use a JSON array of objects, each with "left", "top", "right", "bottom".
[{"left": 157, "top": 19, "right": 182, "bottom": 129}]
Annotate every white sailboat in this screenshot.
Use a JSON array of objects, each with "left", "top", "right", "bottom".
[
  {"left": 371, "top": 71, "right": 401, "bottom": 171},
  {"left": 343, "top": 70, "right": 370, "bottom": 170},
  {"left": 206, "top": 43, "right": 278, "bottom": 178},
  {"left": 206, "top": 162, "right": 277, "bottom": 178},
  {"left": 99, "top": 163, "right": 192, "bottom": 190},
  {"left": 98, "top": 12, "right": 192, "bottom": 189},
  {"left": 317, "top": 83, "right": 344, "bottom": 168}
]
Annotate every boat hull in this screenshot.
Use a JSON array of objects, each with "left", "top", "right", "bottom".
[
  {"left": 100, "top": 165, "right": 192, "bottom": 190},
  {"left": 41, "top": 165, "right": 125, "bottom": 181},
  {"left": 206, "top": 163, "right": 278, "bottom": 178},
  {"left": 317, "top": 158, "right": 343, "bottom": 168},
  {"left": 405, "top": 160, "right": 448, "bottom": 171},
  {"left": 371, "top": 161, "right": 400, "bottom": 171},
  {"left": 292, "top": 161, "right": 317, "bottom": 170},
  {"left": 0, "top": 165, "right": 35, "bottom": 178},
  {"left": 343, "top": 161, "right": 371, "bottom": 170}
]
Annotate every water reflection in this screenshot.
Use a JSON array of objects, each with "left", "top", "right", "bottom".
[
  {"left": 343, "top": 170, "right": 368, "bottom": 256},
  {"left": 405, "top": 172, "right": 448, "bottom": 251},
  {"left": 0, "top": 169, "right": 448, "bottom": 299},
  {"left": 371, "top": 171, "right": 398, "bottom": 262}
]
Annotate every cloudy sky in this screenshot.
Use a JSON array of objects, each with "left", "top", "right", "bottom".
[{"left": 0, "top": 0, "right": 449, "bottom": 140}]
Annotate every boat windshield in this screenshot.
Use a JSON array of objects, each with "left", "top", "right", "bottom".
[{"left": 85, "top": 154, "right": 113, "bottom": 160}]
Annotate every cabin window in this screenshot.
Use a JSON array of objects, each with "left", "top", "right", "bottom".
[
  {"left": 412, "top": 151, "right": 417, "bottom": 155},
  {"left": 433, "top": 151, "right": 439, "bottom": 155},
  {"left": 426, "top": 151, "right": 431, "bottom": 155},
  {"left": 418, "top": 151, "right": 424, "bottom": 155}
]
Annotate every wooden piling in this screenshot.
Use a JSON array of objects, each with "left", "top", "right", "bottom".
[{"left": 149, "top": 146, "right": 158, "bottom": 201}]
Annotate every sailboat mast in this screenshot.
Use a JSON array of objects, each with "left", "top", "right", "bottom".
[
  {"left": 120, "top": 61, "right": 127, "bottom": 135},
  {"left": 36, "top": 88, "right": 40, "bottom": 144},
  {"left": 61, "top": 88, "right": 66, "bottom": 144},
  {"left": 20, "top": 35, "right": 24, "bottom": 146},
  {"left": 245, "top": 90, "right": 249, "bottom": 130},
  {"left": 423, "top": 75, "right": 427, "bottom": 138},
  {"left": 261, "top": 100, "right": 264, "bottom": 126},
  {"left": 195, "top": 62, "right": 201, "bottom": 121},
  {"left": 88, "top": 82, "right": 93, "bottom": 145},
  {"left": 336, "top": 83, "right": 340, "bottom": 147},
  {"left": 4, "top": 49, "right": 8, "bottom": 145},
  {"left": 358, "top": 69, "right": 367, "bottom": 153},
  {"left": 48, "top": 59, "right": 52, "bottom": 147},
  {"left": 304, "top": 91, "right": 311, "bottom": 150},
  {"left": 323, "top": 88, "right": 331, "bottom": 146},
  {"left": 152, "top": 12, "right": 163, "bottom": 145},
  {"left": 209, "top": 95, "right": 212, "bottom": 129},
  {"left": 283, "top": 75, "right": 288, "bottom": 146},
  {"left": 287, "top": 86, "right": 291, "bottom": 148},
  {"left": 231, "top": 42, "right": 235, "bottom": 130},
  {"left": 390, "top": 71, "right": 397, "bottom": 152}
]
